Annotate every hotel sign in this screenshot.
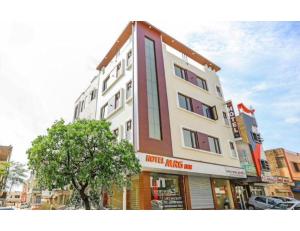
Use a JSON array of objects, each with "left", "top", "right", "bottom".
[
  {"left": 137, "top": 153, "right": 246, "bottom": 179},
  {"left": 145, "top": 155, "right": 193, "bottom": 170},
  {"left": 226, "top": 100, "right": 241, "bottom": 139}
]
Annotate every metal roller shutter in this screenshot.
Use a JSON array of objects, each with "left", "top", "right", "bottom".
[{"left": 189, "top": 176, "right": 214, "bottom": 209}]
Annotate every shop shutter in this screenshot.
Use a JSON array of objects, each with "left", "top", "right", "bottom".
[{"left": 189, "top": 176, "right": 214, "bottom": 209}]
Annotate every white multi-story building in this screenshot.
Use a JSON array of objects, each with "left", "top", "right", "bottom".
[{"left": 73, "top": 21, "right": 246, "bottom": 210}]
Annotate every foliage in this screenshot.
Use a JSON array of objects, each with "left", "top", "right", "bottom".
[
  {"left": 0, "top": 162, "right": 11, "bottom": 190},
  {"left": 27, "top": 119, "right": 141, "bottom": 210},
  {"left": 6, "top": 161, "right": 28, "bottom": 192}
]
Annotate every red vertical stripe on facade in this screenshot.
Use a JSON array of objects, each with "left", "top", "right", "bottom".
[
  {"left": 136, "top": 22, "right": 173, "bottom": 157},
  {"left": 252, "top": 143, "right": 262, "bottom": 176}
]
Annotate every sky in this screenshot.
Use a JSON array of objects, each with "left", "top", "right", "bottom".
[{"left": 0, "top": 2, "right": 299, "bottom": 165}]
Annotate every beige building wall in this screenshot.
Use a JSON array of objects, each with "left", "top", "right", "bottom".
[{"left": 162, "top": 44, "right": 241, "bottom": 167}]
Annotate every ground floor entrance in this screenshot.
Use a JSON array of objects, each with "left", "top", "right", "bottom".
[{"left": 107, "top": 171, "right": 240, "bottom": 210}]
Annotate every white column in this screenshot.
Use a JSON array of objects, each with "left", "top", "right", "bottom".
[{"left": 122, "top": 186, "right": 127, "bottom": 210}]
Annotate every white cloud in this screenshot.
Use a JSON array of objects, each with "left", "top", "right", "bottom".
[{"left": 285, "top": 117, "right": 300, "bottom": 124}]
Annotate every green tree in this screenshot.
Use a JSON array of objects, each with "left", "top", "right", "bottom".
[
  {"left": 0, "top": 162, "right": 11, "bottom": 191},
  {"left": 6, "top": 161, "right": 28, "bottom": 192},
  {"left": 27, "top": 119, "right": 141, "bottom": 210}
]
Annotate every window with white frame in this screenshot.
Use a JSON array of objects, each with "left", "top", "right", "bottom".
[
  {"left": 223, "top": 111, "right": 229, "bottom": 125},
  {"left": 126, "top": 50, "right": 132, "bottom": 68},
  {"left": 102, "top": 76, "right": 110, "bottom": 92},
  {"left": 126, "top": 81, "right": 132, "bottom": 100},
  {"left": 113, "top": 128, "right": 119, "bottom": 138},
  {"left": 115, "top": 91, "right": 121, "bottom": 109},
  {"left": 229, "top": 141, "right": 237, "bottom": 158},
  {"left": 216, "top": 85, "right": 223, "bottom": 98},
  {"left": 100, "top": 103, "right": 108, "bottom": 119},
  {"left": 90, "top": 89, "right": 97, "bottom": 101},
  {"left": 106, "top": 91, "right": 122, "bottom": 117},
  {"left": 208, "top": 136, "right": 221, "bottom": 154},
  {"left": 116, "top": 62, "right": 122, "bottom": 78},
  {"left": 183, "top": 128, "right": 198, "bottom": 149},
  {"left": 126, "top": 120, "right": 132, "bottom": 141},
  {"left": 174, "top": 64, "right": 187, "bottom": 80}
]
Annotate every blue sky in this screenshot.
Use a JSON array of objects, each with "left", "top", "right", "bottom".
[{"left": 185, "top": 22, "right": 300, "bottom": 152}]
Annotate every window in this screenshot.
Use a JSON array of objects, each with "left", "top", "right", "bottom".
[
  {"left": 90, "top": 89, "right": 97, "bottom": 101},
  {"left": 126, "top": 120, "right": 132, "bottom": 131},
  {"left": 216, "top": 85, "right": 223, "bottom": 97},
  {"left": 178, "top": 93, "right": 192, "bottom": 111},
  {"left": 80, "top": 100, "right": 85, "bottom": 112},
  {"left": 255, "top": 197, "right": 266, "bottom": 203},
  {"left": 150, "top": 173, "right": 183, "bottom": 210},
  {"left": 223, "top": 112, "right": 229, "bottom": 125},
  {"left": 103, "top": 76, "right": 110, "bottom": 92},
  {"left": 126, "top": 120, "right": 132, "bottom": 141},
  {"left": 293, "top": 162, "right": 300, "bottom": 172},
  {"left": 126, "top": 81, "right": 132, "bottom": 100},
  {"left": 183, "top": 129, "right": 198, "bottom": 149},
  {"left": 174, "top": 65, "right": 187, "bottom": 80},
  {"left": 208, "top": 136, "right": 221, "bottom": 154},
  {"left": 276, "top": 157, "right": 286, "bottom": 168},
  {"left": 261, "top": 160, "right": 270, "bottom": 171},
  {"left": 113, "top": 128, "right": 119, "bottom": 137},
  {"left": 252, "top": 131, "right": 263, "bottom": 143},
  {"left": 145, "top": 37, "right": 161, "bottom": 140},
  {"left": 127, "top": 50, "right": 132, "bottom": 67},
  {"left": 114, "top": 92, "right": 120, "bottom": 109},
  {"left": 202, "top": 104, "right": 218, "bottom": 120},
  {"left": 229, "top": 141, "right": 237, "bottom": 158},
  {"left": 100, "top": 103, "right": 108, "bottom": 119},
  {"left": 74, "top": 105, "right": 79, "bottom": 120},
  {"left": 196, "top": 76, "right": 208, "bottom": 91},
  {"left": 116, "top": 62, "right": 122, "bottom": 78}
]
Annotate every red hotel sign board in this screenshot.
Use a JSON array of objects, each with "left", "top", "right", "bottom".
[
  {"left": 226, "top": 100, "right": 241, "bottom": 139},
  {"left": 146, "top": 155, "right": 193, "bottom": 170}
]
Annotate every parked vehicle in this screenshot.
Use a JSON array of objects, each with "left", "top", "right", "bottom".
[
  {"left": 270, "top": 196, "right": 298, "bottom": 202},
  {"left": 0, "top": 207, "right": 15, "bottom": 210},
  {"left": 248, "top": 196, "right": 282, "bottom": 210},
  {"left": 269, "top": 201, "right": 300, "bottom": 210}
]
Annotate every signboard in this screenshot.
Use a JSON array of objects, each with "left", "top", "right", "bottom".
[
  {"left": 226, "top": 100, "right": 241, "bottom": 138},
  {"left": 261, "top": 175, "right": 292, "bottom": 184},
  {"left": 137, "top": 153, "right": 247, "bottom": 179},
  {"left": 145, "top": 154, "right": 193, "bottom": 170}
]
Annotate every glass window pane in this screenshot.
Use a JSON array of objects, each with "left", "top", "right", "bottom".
[
  {"left": 145, "top": 38, "right": 161, "bottom": 140},
  {"left": 183, "top": 129, "right": 192, "bottom": 148}
]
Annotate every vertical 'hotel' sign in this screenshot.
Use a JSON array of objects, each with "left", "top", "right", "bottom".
[{"left": 226, "top": 100, "right": 241, "bottom": 138}]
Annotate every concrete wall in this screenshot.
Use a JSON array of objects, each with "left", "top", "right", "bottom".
[{"left": 162, "top": 44, "right": 241, "bottom": 167}]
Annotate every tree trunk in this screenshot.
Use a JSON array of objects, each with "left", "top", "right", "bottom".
[{"left": 79, "top": 190, "right": 90, "bottom": 210}]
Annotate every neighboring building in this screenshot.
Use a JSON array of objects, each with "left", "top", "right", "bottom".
[
  {"left": 74, "top": 21, "right": 247, "bottom": 210},
  {"left": 230, "top": 103, "right": 275, "bottom": 209},
  {"left": 74, "top": 75, "right": 99, "bottom": 120},
  {"left": 265, "top": 148, "right": 300, "bottom": 200},
  {"left": 0, "top": 145, "right": 12, "bottom": 206},
  {"left": 6, "top": 191, "right": 21, "bottom": 208},
  {"left": 25, "top": 172, "right": 71, "bottom": 210}
]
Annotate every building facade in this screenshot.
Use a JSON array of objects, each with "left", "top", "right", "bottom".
[
  {"left": 0, "top": 145, "right": 12, "bottom": 206},
  {"left": 229, "top": 103, "right": 276, "bottom": 209},
  {"left": 74, "top": 21, "right": 246, "bottom": 210},
  {"left": 265, "top": 148, "right": 300, "bottom": 200}
]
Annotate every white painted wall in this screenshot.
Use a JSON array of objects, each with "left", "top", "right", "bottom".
[
  {"left": 162, "top": 43, "right": 241, "bottom": 168},
  {"left": 74, "top": 75, "right": 99, "bottom": 120},
  {"left": 95, "top": 36, "right": 134, "bottom": 142}
]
